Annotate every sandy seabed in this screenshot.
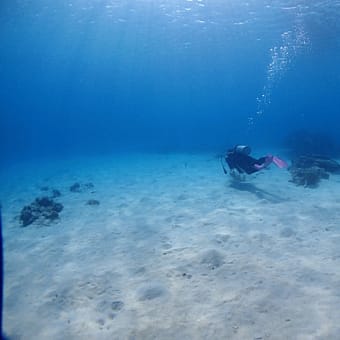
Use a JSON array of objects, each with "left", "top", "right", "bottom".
[{"left": 1, "top": 152, "right": 340, "bottom": 340}]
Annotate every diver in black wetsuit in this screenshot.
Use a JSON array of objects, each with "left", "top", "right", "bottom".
[
  {"left": 225, "top": 145, "right": 269, "bottom": 174},
  {"left": 223, "top": 145, "right": 287, "bottom": 176}
]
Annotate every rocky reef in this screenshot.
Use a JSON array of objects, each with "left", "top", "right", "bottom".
[
  {"left": 86, "top": 199, "right": 100, "bottom": 206},
  {"left": 291, "top": 154, "right": 340, "bottom": 173},
  {"left": 289, "top": 166, "right": 329, "bottom": 187},
  {"left": 289, "top": 155, "right": 340, "bottom": 187},
  {"left": 70, "top": 182, "right": 94, "bottom": 193},
  {"left": 20, "top": 196, "right": 63, "bottom": 227}
]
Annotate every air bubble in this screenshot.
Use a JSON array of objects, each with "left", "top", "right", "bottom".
[{"left": 248, "top": 19, "right": 310, "bottom": 129}]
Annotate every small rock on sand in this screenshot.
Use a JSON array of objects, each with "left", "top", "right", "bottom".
[
  {"left": 86, "top": 199, "right": 100, "bottom": 206},
  {"left": 280, "top": 227, "right": 296, "bottom": 238},
  {"left": 137, "top": 283, "right": 167, "bottom": 301},
  {"left": 200, "top": 249, "right": 225, "bottom": 269}
]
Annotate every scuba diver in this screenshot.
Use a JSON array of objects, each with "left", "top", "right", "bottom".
[{"left": 221, "top": 145, "right": 287, "bottom": 177}]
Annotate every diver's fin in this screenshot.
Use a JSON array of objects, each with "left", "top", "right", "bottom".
[{"left": 273, "top": 156, "right": 288, "bottom": 168}]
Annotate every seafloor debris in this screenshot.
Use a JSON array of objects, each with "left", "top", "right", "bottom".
[
  {"left": 86, "top": 199, "right": 100, "bottom": 206},
  {"left": 19, "top": 196, "right": 63, "bottom": 227},
  {"left": 70, "top": 182, "right": 94, "bottom": 193},
  {"left": 51, "top": 189, "right": 61, "bottom": 198}
]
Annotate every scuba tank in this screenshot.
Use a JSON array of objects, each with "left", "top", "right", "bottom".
[
  {"left": 222, "top": 145, "right": 252, "bottom": 175},
  {"left": 234, "top": 145, "right": 251, "bottom": 155}
]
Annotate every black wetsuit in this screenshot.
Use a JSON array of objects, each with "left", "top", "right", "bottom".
[{"left": 225, "top": 150, "right": 266, "bottom": 175}]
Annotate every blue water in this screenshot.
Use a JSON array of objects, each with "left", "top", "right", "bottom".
[{"left": 1, "top": 0, "right": 340, "bottom": 160}]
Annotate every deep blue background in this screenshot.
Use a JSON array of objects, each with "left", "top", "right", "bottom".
[{"left": 1, "top": 0, "right": 340, "bottom": 162}]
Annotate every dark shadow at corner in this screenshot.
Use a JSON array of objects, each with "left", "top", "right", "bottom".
[{"left": 229, "top": 179, "right": 287, "bottom": 203}]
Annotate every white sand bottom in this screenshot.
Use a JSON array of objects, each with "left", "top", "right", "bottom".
[{"left": 1, "top": 152, "right": 340, "bottom": 339}]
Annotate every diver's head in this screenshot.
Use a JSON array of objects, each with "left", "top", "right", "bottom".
[{"left": 234, "top": 145, "right": 251, "bottom": 155}]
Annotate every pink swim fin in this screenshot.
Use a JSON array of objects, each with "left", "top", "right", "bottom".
[
  {"left": 272, "top": 156, "right": 288, "bottom": 168},
  {"left": 254, "top": 155, "right": 273, "bottom": 170}
]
